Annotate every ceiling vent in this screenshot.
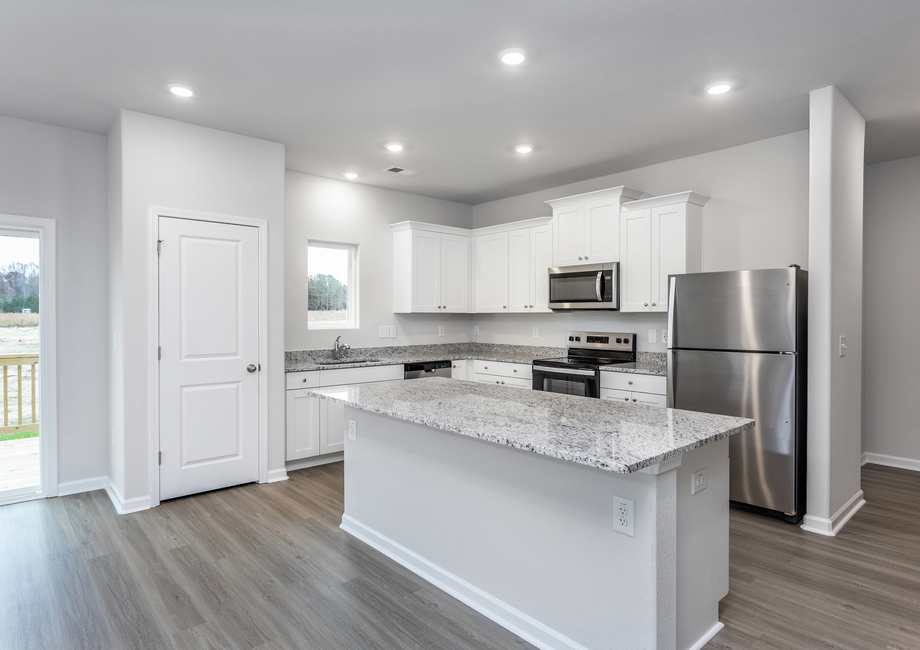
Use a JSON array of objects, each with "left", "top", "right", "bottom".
[{"left": 384, "top": 166, "right": 418, "bottom": 175}]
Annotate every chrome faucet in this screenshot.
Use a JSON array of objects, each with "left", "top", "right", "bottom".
[{"left": 333, "top": 335, "right": 350, "bottom": 359}]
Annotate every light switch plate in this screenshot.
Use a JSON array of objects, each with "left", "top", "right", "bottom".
[
  {"left": 389, "top": 325, "right": 397, "bottom": 338},
  {"left": 348, "top": 420, "right": 357, "bottom": 441},
  {"left": 648, "top": 329, "right": 657, "bottom": 344},
  {"left": 438, "top": 325, "right": 445, "bottom": 337},
  {"left": 613, "top": 495, "right": 635, "bottom": 537},
  {"left": 474, "top": 325, "right": 480, "bottom": 335},
  {"left": 379, "top": 325, "right": 389, "bottom": 338}
]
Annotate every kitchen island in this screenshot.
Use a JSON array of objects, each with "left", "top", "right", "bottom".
[{"left": 306, "top": 378, "right": 753, "bottom": 650}]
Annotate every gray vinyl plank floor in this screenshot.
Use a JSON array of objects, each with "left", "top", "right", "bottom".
[{"left": 1, "top": 462, "right": 918, "bottom": 650}]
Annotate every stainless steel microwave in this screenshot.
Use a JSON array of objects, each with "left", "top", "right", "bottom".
[{"left": 548, "top": 263, "right": 619, "bottom": 310}]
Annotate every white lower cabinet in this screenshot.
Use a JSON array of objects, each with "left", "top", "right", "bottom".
[
  {"left": 472, "top": 360, "right": 532, "bottom": 389},
  {"left": 286, "top": 365, "right": 403, "bottom": 461},
  {"left": 451, "top": 360, "right": 470, "bottom": 380},
  {"left": 600, "top": 371, "right": 667, "bottom": 408}
]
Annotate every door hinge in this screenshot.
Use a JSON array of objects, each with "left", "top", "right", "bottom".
[
  {"left": 157, "top": 239, "right": 163, "bottom": 255},
  {"left": 158, "top": 451, "right": 162, "bottom": 465},
  {"left": 158, "top": 346, "right": 161, "bottom": 360}
]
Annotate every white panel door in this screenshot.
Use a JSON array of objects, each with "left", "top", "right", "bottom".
[
  {"left": 552, "top": 205, "right": 586, "bottom": 266},
  {"left": 530, "top": 224, "right": 553, "bottom": 312},
  {"left": 286, "top": 391, "right": 320, "bottom": 460},
  {"left": 473, "top": 232, "right": 509, "bottom": 312},
  {"left": 508, "top": 228, "right": 531, "bottom": 313},
  {"left": 412, "top": 230, "right": 441, "bottom": 312},
  {"left": 620, "top": 208, "right": 652, "bottom": 312},
  {"left": 585, "top": 198, "right": 620, "bottom": 263},
  {"left": 439, "top": 233, "right": 470, "bottom": 313},
  {"left": 650, "top": 204, "right": 686, "bottom": 312},
  {"left": 158, "top": 217, "right": 260, "bottom": 500}
]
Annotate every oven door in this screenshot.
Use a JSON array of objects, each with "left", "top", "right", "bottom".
[
  {"left": 532, "top": 366, "right": 600, "bottom": 398},
  {"left": 548, "top": 263, "right": 618, "bottom": 310}
]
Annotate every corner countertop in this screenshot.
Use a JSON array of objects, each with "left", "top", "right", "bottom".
[
  {"left": 306, "top": 377, "right": 751, "bottom": 474},
  {"left": 285, "top": 344, "right": 667, "bottom": 377}
]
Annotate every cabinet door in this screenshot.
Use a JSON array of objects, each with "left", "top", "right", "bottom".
[
  {"left": 285, "top": 390, "right": 320, "bottom": 460},
  {"left": 553, "top": 204, "right": 586, "bottom": 266},
  {"left": 440, "top": 233, "right": 470, "bottom": 313},
  {"left": 412, "top": 230, "right": 441, "bottom": 312},
  {"left": 320, "top": 399, "right": 346, "bottom": 454},
  {"left": 530, "top": 224, "right": 553, "bottom": 312},
  {"left": 619, "top": 208, "right": 652, "bottom": 312},
  {"left": 473, "top": 232, "right": 509, "bottom": 312},
  {"left": 650, "top": 204, "right": 686, "bottom": 312},
  {"left": 585, "top": 197, "right": 620, "bottom": 263},
  {"left": 632, "top": 392, "right": 667, "bottom": 408},
  {"left": 451, "top": 360, "right": 469, "bottom": 380},
  {"left": 508, "top": 228, "right": 531, "bottom": 313}
]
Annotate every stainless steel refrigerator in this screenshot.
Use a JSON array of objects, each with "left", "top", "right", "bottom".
[{"left": 667, "top": 267, "right": 807, "bottom": 524}]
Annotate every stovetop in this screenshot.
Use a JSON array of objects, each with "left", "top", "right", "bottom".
[
  {"left": 532, "top": 330, "right": 638, "bottom": 371},
  {"left": 532, "top": 355, "right": 635, "bottom": 370}
]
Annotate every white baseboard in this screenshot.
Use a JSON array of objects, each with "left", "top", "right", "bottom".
[
  {"left": 862, "top": 452, "right": 920, "bottom": 473},
  {"left": 340, "top": 514, "right": 590, "bottom": 650},
  {"left": 57, "top": 476, "right": 108, "bottom": 497},
  {"left": 801, "top": 490, "right": 866, "bottom": 537},
  {"left": 860, "top": 452, "right": 868, "bottom": 467},
  {"left": 265, "top": 468, "right": 289, "bottom": 483},
  {"left": 285, "top": 452, "right": 344, "bottom": 472},
  {"left": 104, "top": 478, "right": 152, "bottom": 515},
  {"left": 688, "top": 621, "right": 725, "bottom": 650}
]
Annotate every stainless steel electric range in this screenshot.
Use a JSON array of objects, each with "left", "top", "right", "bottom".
[{"left": 532, "top": 331, "right": 637, "bottom": 398}]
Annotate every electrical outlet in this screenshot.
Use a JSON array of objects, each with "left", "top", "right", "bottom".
[
  {"left": 438, "top": 325, "right": 445, "bottom": 337},
  {"left": 533, "top": 327, "right": 539, "bottom": 338},
  {"left": 613, "top": 495, "right": 635, "bottom": 537},
  {"left": 348, "top": 420, "right": 357, "bottom": 442},
  {"left": 648, "top": 329, "right": 657, "bottom": 344},
  {"left": 389, "top": 325, "right": 397, "bottom": 338},
  {"left": 839, "top": 335, "right": 847, "bottom": 357},
  {"left": 379, "top": 325, "right": 389, "bottom": 338},
  {"left": 692, "top": 469, "right": 707, "bottom": 495},
  {"left": 661, "top": 329, "right": 668, "bottom": 344},
  {"left": 474, "top": 325, "right": 480, "bottom": 336}
]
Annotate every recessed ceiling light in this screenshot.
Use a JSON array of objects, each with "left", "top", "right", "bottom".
[
  {"left": 514, "top": 144, "right": 533, "bottom": 154},
  {"left": 499, "top": 48, "right": 527, "bottom": 65},
  {"left": 385, "top": 142, "right": 404, "bottom": 152},
  {"left": 168, "top": 84, "right": 194, "bottom": 97},
  {"left": 705, "top": 82, "right": 732, "bottom": 95},
  {"left": 343, "top": 172, "right": 359, "bottom": 179}
]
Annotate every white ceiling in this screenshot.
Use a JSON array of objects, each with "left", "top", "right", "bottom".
[{"left": 2, "top": 0, "right": 919, "bottom": 204}]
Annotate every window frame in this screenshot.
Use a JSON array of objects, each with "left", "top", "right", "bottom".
[{"left": 306, "top": 240, "right": 359, "bottom": 330}]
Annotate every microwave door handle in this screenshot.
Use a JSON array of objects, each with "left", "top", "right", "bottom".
[{"left": 596, "top": 271, "right": 603, "bottom": 301}]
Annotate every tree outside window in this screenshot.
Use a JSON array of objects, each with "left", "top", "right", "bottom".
[{"left": 307, "top": 242, "right": 357, "bottom": 329}]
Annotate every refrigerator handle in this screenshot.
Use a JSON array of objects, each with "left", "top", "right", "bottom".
[
  {"left": 666, "top": 351, "right": 675, "bottom": 408},
  {"left": 667, "top": 275, "right": 677, "bottom": 349}
]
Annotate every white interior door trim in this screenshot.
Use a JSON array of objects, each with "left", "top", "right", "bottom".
[
  {"left": 0, "top": 213, "right": 57, "bottom": 502},
  {"left": 147, "top": 206, "right": 269, "bottom": 508}
]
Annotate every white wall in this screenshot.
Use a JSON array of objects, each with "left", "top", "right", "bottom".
[
  {"left": 471, "top": 132, "right": 809, "bottom": 350},
  {"left": 805, "top": 87, "right": 865, "bottom": 532},
  {"left": 862, "top": 155, "right": 920, "bottom": 465},
  {"left": 110, "top": 110, "right": 286, "bottom": 501},
  {"left": 285, "top": 171, "right": 474, "bottom": 351},
  {"left": 0, "top": 115, "right": 109, "bottom": 486}
]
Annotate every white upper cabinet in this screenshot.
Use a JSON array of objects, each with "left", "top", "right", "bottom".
[
  {"left": 546, "top": 186, "right": 643, "bottom": 267},
  {"left": 392, "top": 222, "right": 471, "bottom": 313},
  {"left": 473, "top": 231, "right": 510, "bottom": 312},
  {"left": 507, "top": 223, "right": 553, "bottom": 313},
  {"left": 619, "top": 192, "right": 708, "bottom": 312}
]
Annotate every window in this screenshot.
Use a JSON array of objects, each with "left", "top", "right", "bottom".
[{"left": 307, "top": 242, "right": 357, "bottom": 329}]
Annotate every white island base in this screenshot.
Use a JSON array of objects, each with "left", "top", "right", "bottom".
[{"left": 340, "top": 407, "right": 731, "bottom": 650}]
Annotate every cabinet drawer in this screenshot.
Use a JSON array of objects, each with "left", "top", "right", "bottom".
[
  {"left": 472, "top": 360, "right": 532, "bottom": 380},
  {"left": 600, "top": 372, "right": 666, "bottom": 395},
  {"left": 287, "top": 371, "right": 320, "bottom": 390},
  {"left": 601, "top": 388, "right": 632, "bottom": 403},
  {"left": 319, "top": 364, "right": 404, "bottom": 386},
  {"left": 473, "top": 373, "right": 531, "bottom": 389},
  {"left": 601, "top": 388, "right": 667, "bottom": 408}
]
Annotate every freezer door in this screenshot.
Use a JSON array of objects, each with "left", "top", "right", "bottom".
[
  {"left": 668, "top": 268, "right": 800, "bottom": 352},
  {"left": 668, "top": 349, "right": 798, "bottom": 515}
]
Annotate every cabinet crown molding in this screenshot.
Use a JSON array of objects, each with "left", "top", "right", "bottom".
[
  {"left": 389, "top": 221, "right": 473, "bottom": 236},
  {"left": 544, "top": 186, "right": 644, "bottom": 208},
  {"left": 471, "top": 216, "right": 552, "bottom": 237},
  {"left": 622, "top": 191, "right": 710, "bottom": 211}
]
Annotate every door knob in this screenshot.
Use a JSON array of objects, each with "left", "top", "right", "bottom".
[{"left": 247, "top": 364, "right": 257, "bottom": 373}]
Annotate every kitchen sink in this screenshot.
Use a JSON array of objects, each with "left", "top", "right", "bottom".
[{"left": 317, "top": 358, "right": 381, "bottom": 366}]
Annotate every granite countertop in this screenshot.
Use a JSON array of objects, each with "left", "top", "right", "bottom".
[
  {"left": 286, "top": 344, "right": 667, "bottom": 376},
  {"left": 306, "top": 377, "right": 752, "bottom": 474}
]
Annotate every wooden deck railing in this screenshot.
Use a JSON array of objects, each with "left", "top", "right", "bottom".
[{"left": 0, "top": 354, "right": 38, "bottom": 435}]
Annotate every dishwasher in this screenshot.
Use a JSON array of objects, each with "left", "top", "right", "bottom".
[{"left": 404, "top": 360, "right": 452, "bottom": 379}]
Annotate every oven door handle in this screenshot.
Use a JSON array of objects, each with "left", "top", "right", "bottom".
[
  {"left": 532, "top": 365, "right": 597, "bottom": 377},
  {"left": 596, "top": 271, "right": 602, "bottom": 301}
]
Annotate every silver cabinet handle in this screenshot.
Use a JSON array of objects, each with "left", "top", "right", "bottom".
[
  {"left": 585, "top": 256, "right": 588, "bottom": 260},
  {"left": 628, "top": 380, "right": 633, "bottom": 385},
  {"left": 484, "top": 366, "right": 488, "bottom": 369},
  {"left": 247, "top": 364, "right": 257, "bottom": 373},
  {"left": 452, "top": 365, "right": 457, "bottom": 368},
  {"left": 302, "top": 378, "right": 308, "bottom": 383},
  {"left": 513, "top": 369, "right": 517, "bottom": 372},
  {"left": 501, "top": 381, "right": 505, "bottom": 385},
  {"left": 632, "top": 398, "right": 637, "bottom": 402},
  {"left": 530, "top": 305, "right": 533, "bottom": 308},
  {"left": 578, "top": 256, "right": 583, "bottom": 260},
  {"left": 496, "top": 380, "right": 500, "bottom": 384},
  {"left": 624, "top": 397, "right": 629, "bottom": 401},
  {"left": 595, "top": 271, "right": 602, "bottom": 302},
  {"left": 503, "top": 305, "right": 507, "bottom": 309},
  {"left": 644, "top": 303, "right": 649, "bottom": 307},
  {"left": 652, "top": 302, "right": 656, "bottom": 307}
]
